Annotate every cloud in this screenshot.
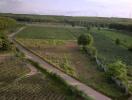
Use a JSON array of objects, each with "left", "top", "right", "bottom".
[
  {"left": 0, "top": 0, "right": 22, "bottom": 12},
  {"left": 0, "top": 0, "right": 131, "bottom": 18}
]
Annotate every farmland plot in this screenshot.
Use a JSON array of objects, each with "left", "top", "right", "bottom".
[
  {"left": 0, "top": 53, "right": 82, "bottom": 100},
  {"left": 17, "top": 26, "right": 87, "bottom": 40}
]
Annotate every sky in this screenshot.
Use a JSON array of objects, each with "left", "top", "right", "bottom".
[{"left": 0, "top": 0, "right": 132, "bottom": 18}]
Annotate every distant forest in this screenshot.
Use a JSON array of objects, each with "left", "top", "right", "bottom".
[{"left": 1, "top": 13, "right": 132, "bottom": 33}]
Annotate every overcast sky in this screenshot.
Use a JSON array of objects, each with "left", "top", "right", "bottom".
[{"left": 0, "top": 0, "right": 132, "bottom": 18}]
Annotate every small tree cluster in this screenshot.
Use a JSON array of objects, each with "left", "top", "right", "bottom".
[
  {"left": 77, "top": 34, "right": 93, "bottom": 48},
  {"left": 0, "top": 35, "right": 10, "bottom": 51},
  {"left": 106, "top": 60, "right": 128, "bottom": 83},
  {"left": 77, "top": 34, "right": 97, "bottom": 58},
  {"left": 109, "top": 23, "right": 132, "bottom": 32}
]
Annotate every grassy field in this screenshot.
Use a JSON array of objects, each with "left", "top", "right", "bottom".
[
  {"left": 0, "top": 53, "right": 83, "bottom": 100},
  {"left": 17, "top": 38, "right": 126, "bottom": 99},
  {"left": 91, "top": 30, "right": 132, "bottom": 66},
  {"left": 91, "top": 28, "right": 132, "bottom": 95},
  {"left": 92, "top": 28, "right": 132, "bottom": 47},
  {"left": 16, "top": 26, "right": 87, "bottom": 40},
  {"left": 91, "top": 28, "right": 132, "bottom": 66}
]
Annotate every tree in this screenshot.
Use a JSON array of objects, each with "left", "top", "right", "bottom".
[
  {"left": 107, "top": 60, "right": 128, "bottom": 82},
  {"left": 77, "top": 34, "right": 93, "bottom": 48}
]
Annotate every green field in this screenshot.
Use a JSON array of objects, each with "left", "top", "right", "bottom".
[
  {"left": 16, "top": 26, "right": 130, "bottom": 99},
  {"left": 17, "top": 26, "right": 87, "bottom": 40},
  {"left": 91, "top": 28, "right": 132, "bottom": 66},
  {"left": 91, "top": 28, "right": 132, "bottom": 96},
  {"left": 92, "top": 28, "right": 132, "bottom": 47}
]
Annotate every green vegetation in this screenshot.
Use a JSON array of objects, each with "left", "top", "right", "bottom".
[
  {"left": 91, "top": 28, "right": 132, "bottom": 48},
  {"left": 1, "top": 13, "right": 132, "bottom": 99},
  {"left": 17, "top": 38, "right": 76, "bottom": 77},
  {"left": 91, "top": 28, "right": 132, "bottom": 96},
  {"left": 77, "top": 34, "right": 97, "bottom": 58},
  {"left": 0, "top": 17, "right": 17, "bottom": 51},
  {"left": 16, "top": 25, "right": 127, "bottom": 99},
  {"left": 107, "top": 60, "right": 128, "bottom": 84},
  {"left": 0, "top": 17, "right": 16, "bottom": 30},
  {"left": 0, "top": 34, "right": 11, "bottom": 51},
  {"left": 16, "top": 26, "right": 87, "bottom": 40},
  {"left": 91, "top": 29, "right": 132, "bottom": 66},
  {"left": 115, "top": 38, "right": 121, "bottom": 45},
  {"left": 78, "top": 34, "right": 93, "bottom": 48},
  {"left": 128, "top": 45, "right": 132, "bottom": 52},
  {"left": 2, "top": 13, "right": 132, "bottom": 28}
]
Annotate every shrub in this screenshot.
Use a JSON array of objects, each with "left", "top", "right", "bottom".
[
  {"left": 115, "top": 38, "right": 120, "bottom": 45},
  {"left": 128, "top": 45, "right": 132, "bottom": 52},
  {"left": 106, "top": 60, "right": 128, "bottom": 83},
  {"left": 77, "top": 34, "right": 93, "bottom": 48},
  {"left": 0, "top": 35, "right": 11, "bottom": 51},
  {"left": 87, "top": 46, "right": 97, "bottom": 58}
]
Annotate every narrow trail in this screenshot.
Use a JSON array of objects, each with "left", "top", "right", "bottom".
[
  {"left": 9, "top": 27, "right": 26, "bottom": 38},
  {"left": 9, "top": 27, "right": 111, "bottom": 100},
  {"left": 14, "top": 63, "right": 38, "bottom": 82},
  {"left": 26, "top": 63, "right": 38, "bottom": 76}
]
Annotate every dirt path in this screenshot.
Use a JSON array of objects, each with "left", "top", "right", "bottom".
[
  {"left": 26, "top": 63, "right": 38, "bottom": 76},
  {"left": 9, "top": 27, "right": 111, "bottom": 100},
  {"left": 9, "top": 27, "right": 26, "bottom": 38},
  {"left": 14, "top": 63, "right": 38, "bottom": 83}
]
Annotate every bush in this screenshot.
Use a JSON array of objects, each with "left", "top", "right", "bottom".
[
  {"left": 77, "top": 34, "right": 93, "bottom": 48},
  {"left": 87, "top": 46, "right": 97, "bottom": 58},
  {"left": 115, "top": 38, "right": 120, "bottom": 45},
  {"left": 0, "top": 35, "right": 11, "bottom": 51},
  {"left": 128, "top": 46, "right": 132, "bottom": 52},
  {"left": 106, "top": 60, "right": 128, "bottom": 83}
]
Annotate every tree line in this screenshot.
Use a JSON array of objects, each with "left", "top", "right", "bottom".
[{"left": 109, "top": 23, "right": 132, "bottom": 33}]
